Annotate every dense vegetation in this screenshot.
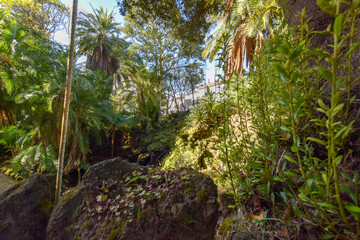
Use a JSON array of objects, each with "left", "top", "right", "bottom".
[{"left": 1, "top": 0, "right": 360, "bottom": 239}]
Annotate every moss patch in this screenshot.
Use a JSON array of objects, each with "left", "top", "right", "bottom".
[
  {"left": 216, "top": 218, "right": 235, "bottom": 240},
  {"left": 59, "top": 185, "right": 81, "bottom": 205},
  {"left": 40, "top": 197, "right": 52, "bottom": 215}
]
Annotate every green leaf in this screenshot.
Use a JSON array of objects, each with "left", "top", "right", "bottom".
[
  {"left": 291, "top": 145, "right": 298, "bottom": 153},
  {"left": 126, "top": 176, "right": 140, "bottom": 185},
  {"left": 316, "top": 108, "right": 328, "bottom": 114},
  {"left": 334, "top": 14, "right": 345, "bottom": 36},
  {"left": 298, "top": 192, "right": 311, "bottom": 202},
  {"left": 277, "top": 100, "right": 287, "bottom": 106},
  {"left": 316, "top": 67, "right": 332, "bottom": 82},
  {"left": 334, "top": 125, "right": 348, "bottom": 140},
  {"left": 280, "top": 125, "right": 291, "bottom": 132},
  {"left": 276, "top": 46, "right": 289, "bottom": 55},
  {"left": 96, "top": 193, "right": 108, "bottom": 202},
  {"left": 284, "top": 155, "right": 298, "bottom": 165},
  {"left": 345, "top": 204, "right": 360, "bottom": 213},
  {"left": 290, "top": 47, "right": 302, "bottom": 61},
  {"left": 339, "top": 183, "right": 356, "bottom": 202},
  {"left": 335, "top": 77, "right": 345, "bottom": 89},
  {"left": 325, "top": 57, "right": 334, "bottom": 65},
  {"left": 343, "top": 121, "right": 354, "bottom": 138},
  {"left": 334, "top": 155, "right": 342, "bottom": 166},
  {"left": 308, "top": 49, "right": 330, "bottom": 57},
  {"left": 273, "top": 64, "right": 287, "bottom": 79},
  {"left": 317, "top": 0, "right": 335, "bottom": 15},
  {"left": 321, "top": 172, "right": 328, "bottom": 184},
  {"left": 279, "top": 89, "right": 289, "bottom": 100},
  {"left": 344, "top": 42, "right": 360, "bottom": 58},
  {"left": 322, "top": 234, "right": 335, "bottom": 239},
  {"left": 319, "top": 202, "right": 338, "bottom": 210},
  {"left": 294, "top": 96, "right": 304, "bottom": 110},
  {"left": 331, "top": 103, "right": 344, "bottom": 117},
  {"left": 307, "top": 137, "right": 327, "bottom": 146}
]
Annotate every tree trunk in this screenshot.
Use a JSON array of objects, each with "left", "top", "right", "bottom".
[
  {"left": 191, "top": 80, "right": 195, "bottom": 106},
  {"left": 180, "top": 93, "right": 186, "bottom": 111},
  {"left": 111, "top": 125, "right": 115, "bottom": 159},
  {"left": 55, "top": 0, "right": 78, "bottom": 205}
]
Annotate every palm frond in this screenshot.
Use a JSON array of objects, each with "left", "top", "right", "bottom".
[{"left": 204, "top": 0, "right": 278, "bottom": 75}]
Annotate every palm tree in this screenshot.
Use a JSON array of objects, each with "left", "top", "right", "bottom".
[
  {"left": 77, "top": 6, "right": 127, "bottom": 75},
  {"left": 203, "top": 0, "right": 278, "bottom": 75}
]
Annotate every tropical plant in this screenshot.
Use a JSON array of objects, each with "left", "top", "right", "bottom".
[
  {"left": 203, "top": 0, "right": 278, "bottom": 75},
  {"left": 77, "top": 6, "right": 127, "bottom": 75}
]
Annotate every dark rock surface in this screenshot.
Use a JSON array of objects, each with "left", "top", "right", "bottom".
[
  {"left": 232, "top": 231, "right": 254, "bottom": 240},
  {"left": 116, "top": 170, "right": 219, "bottom": 240},
  {"left": 219, "top": 192, "right": 236, "bottom": 218},
  {"left": 47, "top": 157, "right": 219, "bottom": 240},
  {"left": 46, "top": 157, "right": 139, "bottom": 240},
  {"left": 0, "top": 173, "right": 52, "bottom": 240}
]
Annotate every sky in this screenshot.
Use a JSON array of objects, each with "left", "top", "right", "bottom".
[{"left": 55, "top": 0, "right": 216, "bottom": 83}]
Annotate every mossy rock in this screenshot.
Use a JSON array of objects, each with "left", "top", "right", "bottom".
[
  {"left": 47, "top": 158, "right": 139, "bottom": 240},
  {"left": 47, "top": 158, "right": 219, "bottom": 240}
]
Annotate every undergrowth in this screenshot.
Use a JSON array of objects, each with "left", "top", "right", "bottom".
[{"left": 165, "top": 1, "right": 360, "bottom": 238}]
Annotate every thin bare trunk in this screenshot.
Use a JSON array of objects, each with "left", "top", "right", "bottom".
[
  {"left": 180, "top": 93, "right": 186, "bottom": 110},
  {"left": 191, "top": 81, "right": 195, "bottom": 105},
  {"left": 174, "top": 95, "right": 179, "bottom": 112},
  {"left": 111, "top": 126, "right": 115, "bottom": 158},
  {"left": 55, "top": 0, "right": 78, "bottom": 205}
]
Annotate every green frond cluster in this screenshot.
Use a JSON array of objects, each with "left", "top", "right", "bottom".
[
  {"left": 203, "top": 0, "right": 278, "bottom": 75},
  {"left": 77, "top": 6, "right": 127, "bottom": 75}
]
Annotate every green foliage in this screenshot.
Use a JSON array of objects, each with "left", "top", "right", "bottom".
[
  {"left": 167, "top": 1, "right": 360, "bottom": 239},
  {"left": 1, "top": 0, "right": 69, "bottom": 36},
  {"left": 77, "top": 6, "right": 127, "bottom": 74},
  {"left": 1, "top": 143, "right": 56, "bottom": 180},
  {"left": 0, "top": 9, "right": 134, "bottom": 184},
  {"left": 117, "top": 0, "right": 223, "bottom": 44}
]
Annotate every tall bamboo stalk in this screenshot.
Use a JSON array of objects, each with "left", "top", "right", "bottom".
[{"left": 55, "top": 0, "right": 78, "bottom": 205}]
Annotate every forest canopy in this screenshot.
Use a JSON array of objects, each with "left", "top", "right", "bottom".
[{"left": 117, "top": 0, "right": 224, "bottom": 44}]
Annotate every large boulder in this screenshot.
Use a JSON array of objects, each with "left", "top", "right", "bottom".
[
  {"left": 46, "top": 157, "right": 139, "bottom": 240},
  {"left": 0, "top": 173, "right": 52, "bottom": 240},
  {"left": 47, "top": 157, "right": 219, "bottom": 240}
]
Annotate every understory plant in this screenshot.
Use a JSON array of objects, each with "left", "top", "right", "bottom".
[
  {"left": 166, "top": 1, "right": 360, "bottom": 238},
  {"left": 236, "top": 2, "right": 360, "bottom": 238}
]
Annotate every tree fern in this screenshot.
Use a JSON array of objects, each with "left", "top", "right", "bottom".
[{"left": 4, "top": 143, "right": 56, "bottom": 179}]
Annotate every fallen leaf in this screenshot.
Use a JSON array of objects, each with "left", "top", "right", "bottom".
[
  {"left": 248, "top": 210, "right": 264, "bottom": 221},
  {"left": 276, "top": 226, "right": 289, "bottom": 238}
]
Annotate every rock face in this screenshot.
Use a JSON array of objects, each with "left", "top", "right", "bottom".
[
  {"left": 219, "top": 192, "right": 236, "bottom": 218},
  {"left": 0, "top": 173, "right": 52, "bottom": 240},
  {"left": 47, "top": 157, "right": 219, "bottom": 240},
  {"left": 46, "top": 157, "right": 140, "bottom": 240}
]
